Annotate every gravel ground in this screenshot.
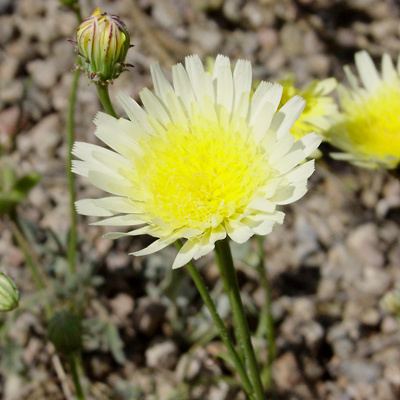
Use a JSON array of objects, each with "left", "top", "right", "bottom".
[{"left": 1, "top": 0, "right": 400, "bottom": 399}]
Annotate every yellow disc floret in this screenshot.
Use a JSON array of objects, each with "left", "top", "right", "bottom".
[
  {"left": 329, "top": 51, "right": 400, "bottom": 169},
  {"left": 279, "top": 77, "right": 337, "bottom": 140},
  {"left": 338, "top": 84, "right": 400, "bottom": 160},
  {"left": 133, "top": 115, "right": 270, "bottom": 233}
]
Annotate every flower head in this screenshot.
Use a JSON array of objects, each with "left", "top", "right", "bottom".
[
  {"left": 73, "top": 55, "right": 320, "bottom": 268},
  {"left": 76, "top": 7, "right": 130, "bottom": 83},
  {"left": 279, "top": 76, "right": 337, "bottom": 140},
  {"left": 328, "top": 51, "right": 400, "bottom": 169},
  {"left": 0, "top": 272, "right": 19, "bottom": 312}
]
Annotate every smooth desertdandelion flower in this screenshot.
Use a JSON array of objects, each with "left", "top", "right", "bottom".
[
  {"left": 76, "top": 7, "right": 130, "bottom": 83},
  {"left": 73, "top": 55, "right": 321, "bottom": 268},
  {"left": 279, "top": 76, "right": 337, "bottom": 140},
  {"left": 328, "top": 50, "right": 400, "bottom": 169}
]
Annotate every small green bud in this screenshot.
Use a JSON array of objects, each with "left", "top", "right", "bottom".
[
  {"left": 0, "top": 272, "right": 19, "bottom": 312},
  {"left": 48, "top": 311, "right": 82, "bottom": 355},
  {"left": 76, "top": 8, "right": 131, "bottom": 83}
]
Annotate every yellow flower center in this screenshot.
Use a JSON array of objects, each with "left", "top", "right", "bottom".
[
  {"left": 131, "top": 114, "right": 270, "bottom": 232},
  {"left": 280, "top": 81, "right": 328, "bottom": 139},
  {"left": 341, "top": 84, "right": 400, "bottom": 159}
]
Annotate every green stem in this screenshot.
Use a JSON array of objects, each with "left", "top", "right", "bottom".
[
  {"left": 69, "top": 353, "right": 86, "bottom": 400},
  {"left": 9, "top": 216, "right": 46, "bottom": 291},
  {"left": 185, "top": 261, "right": 254, "bottom": 398},
  {"left": 66, "top": 69, "right": 81, "bottom": 275},
  {"left": 96, "top": 84, "right": 117, "bottom": 117},
  {"left": 255, "top": 236, "right": 275, "bottom": 390},
  {"left": 215, "top": 238, "right": 265, "bottom": 400}
]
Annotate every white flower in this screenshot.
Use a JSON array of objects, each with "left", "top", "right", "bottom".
[
  {"left": 73, "top": 55, "right": 321, "bottom": 268},
  {"left": 328, "top": 50, "right": 400, "bottom": 169}
]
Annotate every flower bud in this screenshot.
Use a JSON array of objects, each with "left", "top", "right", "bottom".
[
  {"left": 0, "top": 272, "right": 19, "bottom": 312},
  {"left": 48, "top": 310, "right": 82, "bottom": 355},
  {"left": 76, "top": 8, "right": 131, "bottom": 83}
]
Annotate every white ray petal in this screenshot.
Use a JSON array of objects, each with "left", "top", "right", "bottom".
[
  {"left": 88, "top": 170, "right": 133, "bottom": 197},
  {"left": 299, "top": 133, "right": 322, "bottom": 157},
  {"left": 355, "top": 50, "right": 381, "bottom": 91},
  {"left": 76, "top": 197, "right": 140, "bottom": 216},
  {"left": 233, "top": 59, "right": 252, "bottom": 112},
  {"left": 117, "top": 92, "right": 152, "bottom": 133},
  {"left": 274, "top": 96, "right": 305, "bottom": 138},
  {"left": 185, "top": 55, "right": 214, "bottom": 103},
  {"left": 284, "top": 160, "right": 315, "bottom": 182},
  {"left": 133, "top": 238, "right": 175, "bottom": 256},
  {"left": 272, "top": 149, "right": 306, "bottom": 174},
  {"left": 344, "top": 66, "right": 360, "bottom": 91},
  {"left": 94, "top": 112, "right": 142, "bottom": 158},
  {"left": 226, "top": 220, "right": 254, "bottom": 244},
  {"left": 213, "top": 55, "right": 234, "bottom": 113},
  {"left": 72, "top": 160, "right": 89, "bottom": 177},
  {"left": 381, "top": 53, "right": 397, "bottom": 82},
  {"left": 172, "top": 239, "right": 200, "bottom": 269},
  {"left": 75, "top": 199, "right": 113, "bottom": 217},
  {"left": 92, "top": 214, "right": 144, "bottom": 226},
  {"left": 251, "top": 82, "right": 282, "bottom": 122},
  {"left": 268, "top": 133, "right": 295, "bottom": 163},
  {"left": 140, "top": 88, "right": 171, "bottom": 126},
  {"left": 105, "top": 226, "right": 151, "bottom": 240},
  {"left": 150, "top": 63, "right": 173, "bottom": 103},
  {"left": 172, "top": 63, "right": 195, "bottom": 111},
  {"left": 251, "top": 101, "right": 275, "bottom": 142},
  {"left": 248, "top": 197, "right": 276, "bottom": 213}
]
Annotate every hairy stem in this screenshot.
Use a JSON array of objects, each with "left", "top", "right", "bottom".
[
  {"left": 185, "top": 261, "right": 255, "bottom": 398},
  {"left": 255, "top": 236, "right": 276, "bottom": 390},
  {"left": 66, "top": 68, "right": 81, "bottom": 275},
  {"left": 9, "top": 216, "right": 46, "bottom": 291},
  {"left": 96, "top": 84, "right": 117, "bottom": 117},
  {"left": 215, "top": 238, "right": 265, "bottom": 400},
  {"left": 69, "top": 353, "right": 86, "bottom": 400}
]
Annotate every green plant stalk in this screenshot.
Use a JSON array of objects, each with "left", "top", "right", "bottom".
[
  {"left": 9, "top": 217, "right": 46, "bottom": 291},
  {"left": 255, "top": 236, "right": 276, "bottom": 390},
  {"left": 174, "top": 241, "right": 254, "bottom": 397},
  {"left": 69, "top": 353, "right": 86, "bottom": 400},
  {"left": 65, "top": 6, "right": 87, "bottom": 399},
  {"left": 215, "top": 238, "right": 265, "bottom": 400},
  {"left": 66, "top": 68, "right": 81, "bottom": 275},
  {"left": 96, "top": 84, "right": 117, "bottom": 117},
  {"left": 185, "top": 261, "right": 255, "bottom": 398}
]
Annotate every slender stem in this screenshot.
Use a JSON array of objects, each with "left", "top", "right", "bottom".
[
  {"left": 255, "top": 236, "right": 276, "bottom": 390},
  {"left": 66, "top": 68, "right": 81, "bottom": 275},
  {"left": 185, "top": 261, "right": 255, "bottom": 398},
  {"left": 215, "top": 239, "right": 265, "bottom": 400},
  {"left": 9, "top": 216, "right": 46, "bottom": 291},
  {"left": 96, "top": 84, "right": 117, "bottom": 117},
  {"left": 69, "top": 353, "right": 86, "bottom": 400}
]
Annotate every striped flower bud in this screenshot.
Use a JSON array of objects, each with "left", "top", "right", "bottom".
[
  {"left": 76, "top": 8, "right": 131, "bottom": 83},
  {"left": 0, "top": 272, "right": 19, "bottom": 312}
]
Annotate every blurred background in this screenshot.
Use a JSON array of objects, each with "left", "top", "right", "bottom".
[{"left": 1, "top": 0, "right": 400, "bottom": 399}]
